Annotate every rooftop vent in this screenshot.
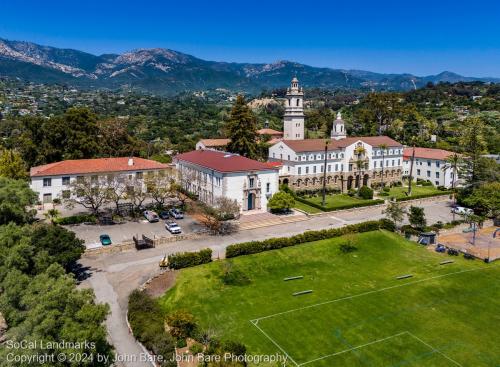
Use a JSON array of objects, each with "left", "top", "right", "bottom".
[{"left": 128, "top": 158, "right": 134, "bottom": 166}]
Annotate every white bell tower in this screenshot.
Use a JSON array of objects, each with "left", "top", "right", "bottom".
[
  {"left": 283, "top": 77, "right": 305, "bottom": 140},
  {"left": 331, "top": 111, "right": 346, "bottom": 140}
]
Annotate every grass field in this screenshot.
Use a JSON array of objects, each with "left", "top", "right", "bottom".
[
  {"left": 294, "top": 194, "right": 379, "bottom": 213},
  {"left": 385, "top": 185, "right": 446, "bottom": 199},
  {"left": 159, "top": 231, "right": 500, "bottom": 366}
]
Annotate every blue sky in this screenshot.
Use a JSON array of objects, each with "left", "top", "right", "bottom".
[{"left": 2, "top": 0, "right": 500, "bottom": 76}]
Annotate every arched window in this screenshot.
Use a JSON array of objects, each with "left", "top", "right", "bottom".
[{"left": 296, "top": 99, "right": 300, "bottom": 107}]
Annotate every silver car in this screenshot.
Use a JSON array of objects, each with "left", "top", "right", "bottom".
[{"left": 165, "top": 220, "right": 182, "bottom": 234}]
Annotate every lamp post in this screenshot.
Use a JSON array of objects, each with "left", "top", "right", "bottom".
[
  {"left": 406, "top": 144, "right": 416, "bottom": 196},
  {"left": 322, "top": 140, "right": 329, "bottom": 207}
]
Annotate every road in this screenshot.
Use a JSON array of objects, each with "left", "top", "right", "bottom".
[{"left": 79, "top": 197, "right": 455, "bottom": 367}]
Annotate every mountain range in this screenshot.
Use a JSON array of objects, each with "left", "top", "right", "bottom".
[{"left": 0, "top": 38, "right": 498, "bottom": 95}]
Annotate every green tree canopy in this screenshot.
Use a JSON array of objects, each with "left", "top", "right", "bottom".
[
  {"left": 0, "top": 149, "right": 28, "bottom": 180},
  {"left": 0, "top": 177, "right": 37, "bottom": 225},
  {"left": 226, "top": 95, "right": 259, "bottom": 159},
  {"left": 268, "top": 191, "right": 295, "bottom": 213}
]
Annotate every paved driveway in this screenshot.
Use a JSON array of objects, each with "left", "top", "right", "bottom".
[{"left": 79, "top": 197, "right": 456, "bottom": 367}]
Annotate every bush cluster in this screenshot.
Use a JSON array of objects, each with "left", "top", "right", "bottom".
[
  {"left": 226, "top": 219, "right": 395, "bottom": 258},
  {"left": 416, "top": 178, "right": 434, "bottom": 186},
  {"left": 54, "top": 214, "right": 96, "bottom": 225},
  {"left": 128, "top": 290, "right": 177, "bottom": 367},
  {"left": 358, "top": 185, "right": 374, "bottom": 199},
  {"left": 295, "top": 196, "right": 384, "bottom": 212},
  {"left": 168, "top": 248, "right": 212, "bottom": 269},
  {"left": 295, "top": 188, "right": 341, "bottom": 197}
]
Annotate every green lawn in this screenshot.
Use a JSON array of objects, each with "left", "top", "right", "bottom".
[
  {"left": 385, "top": 185, "right": 446, "bottom": 199},
  {"left": 159, "top": 231, "right": 499, "bottom": 366},
  {"left": 294, "top": 194, "right": 379, "bottom": 213}
]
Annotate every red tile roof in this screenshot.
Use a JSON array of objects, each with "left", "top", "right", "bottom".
[
  {"left": 175, "top": 150, "right": 278, "bottom": 173},
  {"left": 403, "top": 147, "right": 457, "bottom": 161},
  {"left": 281, "top": 136, "right": 402, "bottom": 152},
  {"left": 30, "top": 157, "right": 169, "bottom": 177},
  {"left": 198, "top": 138, "right": 231, "bottom": 147},
  {"left": 257, "top": 128, "right": 283, "bottom": 136}
]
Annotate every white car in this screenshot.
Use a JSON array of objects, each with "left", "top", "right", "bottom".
[
  {"left": 165, "top": 220, "right": 182, "bottom": 234},
  {"left": 451, "top": 206, "right": 473, "bottom": 216}
]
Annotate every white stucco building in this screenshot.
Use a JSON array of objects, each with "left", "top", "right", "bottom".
[
  {"left": 174, "top": 150, "right": 280, "bottom": 212},
  {"left": 269, "top": 78, "right": 404, "bottom": 191},
  {"left": 30, "top": 157, "right": 170, "bottom": 204},
  {"left": 403, "top": 147, "right": 461, "bottom": 188}
]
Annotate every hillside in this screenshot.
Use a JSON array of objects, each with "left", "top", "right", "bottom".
[{"left": 1, "top": 38, "right": 498, "bottom": 96}]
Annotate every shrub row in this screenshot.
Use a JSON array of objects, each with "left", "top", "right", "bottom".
[
  {"left": 128, "top": 290, "right": 177, "bottom": 367},
  {"left": 226, "top": 219, "right": 395, "bottom": 258},
  {"left": 295, "top": 196, "right": 384, "bottom": 212},
  {"left": 168, "top": 248, "right": 212, "bottom": 269},
  {"left": 395, "top": 191, "right": 451, "bottom": 202},
  {"left": 54, "top": 214, "right": 96, "bottom": 225}
]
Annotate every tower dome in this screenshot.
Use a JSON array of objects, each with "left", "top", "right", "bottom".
[{"left": 331, "top": 111, "right": 346, "bottom": 140}]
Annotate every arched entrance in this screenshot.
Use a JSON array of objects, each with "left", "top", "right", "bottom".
[
  {"left": 247, "top": 193, "right": 255, "bottom": 210},
  {"left": 363, "top": 174, "right": 369, "bottom": 186},
  {"left": 347, "top": 176, "right": 354, "bottom": 190},
  {"left": 283, "top": 178, "right": 289, "bottom": 186}
]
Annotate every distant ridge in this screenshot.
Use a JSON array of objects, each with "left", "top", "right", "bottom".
[{"left": 0, "top": 38, "right": 498, "bottom": 95}]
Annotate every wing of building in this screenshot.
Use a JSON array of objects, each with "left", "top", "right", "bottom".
[
  {"left": 269, "top": 78, "right": 404, "bottom": 191},
  {"left": 174, "top": 150, "right": 279, "bottom": 212},
  {"left": 403, "top": 147, "right": 461, "bottom": 188},
  {"left": 30, "top": 157, "right": 170, "bottom": 203}
]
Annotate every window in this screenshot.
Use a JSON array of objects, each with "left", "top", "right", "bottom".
[
  {"left": 435, "top": 181, "right": 439, "bottom": 186},
  {"left": 62, "top": 190, "right": 70, "bottom": 199},
  {"left": 62, "top": 176, "right": 70, "bottom": 185},
  {"left": 280, "top": 153, "right": 283, "bottom": 160},
  {"left": 298, "top": 155, "right": 301, "bottom": 161},
  {"left": 249, "top": 178, "right": 254, "bottom": 188},
  {"left": 374, "top": 161, "right": 377, "bottom": 168},
  {"left": 216, "top": 177, "right": 221, "bottom": 186},
  {"left": 306, "top": 167, "right": 309, "bottom": 174},
  {"left": 136, "top": 172, "right": 143, "bottom": 179},
  {"left": 328, "top": 165, "right": 331, "bottom": 172},
  {"left": 273, "top": 153, "right": 275, "bottom": 158},
  {"left": 313, "top": 166, "right": 317, "bottom": 174},
  {"left": 320, "top": 165, "right": 324, "bottom": 173},
  {"left": 436, "top": 161, "right": 440, "bottom": 168},
  {"left": 397, "top": 159, "right": 400, "bottom": 166},
  {"left": 91, "top": 175, "right": 98, "bottom": 183},
  {"left": 392, "top": 160, "right": 395, "bottom": 166},
  {"left": 436, "top": 172, "right": 440, "bottom": 179},
  {"left": 298, "top": 167, "right": 302, "bottom": 174},
  {"left": 427, "top": 161, "right": 431, "bottom": 167},
  {"left": 335, "top": 164, "right": 338, "bottom": 171},
  {"left": 288, "top": 155, "right": 290, "bottom": 161},
  {"left": 417, "top": 169, "right": 421, "bottom": 175},
  {"left": 296, "top": 99, "right": 300, "bottom": 106},
  {"left": 43, "top": 178, "right": 52, "bottom": 187},
  {"left": 266, "top": 182, "right": 270, "bottom": 193},
  {"left": 427, "top": 170, "right": 431, "bottom": 177},
  {"left": 43, "top": 193, "right": 52, "bottom": 204}
]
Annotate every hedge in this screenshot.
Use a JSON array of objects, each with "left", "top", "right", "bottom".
[
  {"left": 295, "top": 196, "right": 384, "bottom": 212},
  {"left": 395, "top": 191, "right": 451, "bottom": 202},
  {"left": 54, "top": 214, "right": 96, "bottom": 225},
  {"left": 168, "top": 248, "right": 212, "bottom": 269},
  {"left": 226, "top": 219, "right": 395, "bottom": 258}
]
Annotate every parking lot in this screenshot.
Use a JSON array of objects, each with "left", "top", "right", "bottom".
[{"left": 66, "top": 214, "right": 204, "bottom": 249}]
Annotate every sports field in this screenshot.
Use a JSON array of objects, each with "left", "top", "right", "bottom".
[{"left": 159, "top": 231, "right": 500, "bottom": 366}]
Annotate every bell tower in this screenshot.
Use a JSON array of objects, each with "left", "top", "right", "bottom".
[
  {"left": 283, "top": 77, "right": 305, "bottom": 140},
  {"left": 331, "top": 111, "right": 347, "bottom": 140}
]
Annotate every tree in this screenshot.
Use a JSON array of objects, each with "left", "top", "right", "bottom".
[
  {"left": 408, "top": 206, "right": 426, "bottom": 231},
  {"left": 124, "top": 176, "right": 150, "bottom": 212},
  {"left": 354, "top": 145, "right": 367, "bottom": 190},
  {"left": 144, "top": 171, "right": 175, "bottom": 209},
  {"left": 66, "top": 176, "right": 110, "bottom": 215},
  {"left": 43, "top": 208, "right": 60, "bottom": 223},
  {"left": 97, "top": 117, "right": 143, "bottom": 157},
  {"left": 463, "top": 182, "right": 500, "bottom": 219},
  {"left": 268, "top": 191, "right": 295, "bottom": 213},
  {"left": 383, "top": 201, "right": 407, "bottom": 229},
  {"left": 166, "top": 310, "right": 197, "bottom": 339},
  {"left": 105, "top": 176, "right": 128, "bottom": 214},
  {"left": 197, "top": 198, "right": 239, "bottom": 235},
  {"left": 0, "top": 149, "right": 28, "bottom": 180},
  {"left": 459, "top": 117, "right": 487, "bottom": 187},
  {"left": 226, "top": 95, "right": 259, "bottom": 159},
  {"left": 0, "top": 177, "right": 37, "bottom": 225},
  {"left": 379, "top": 143, "right": 388, "bottom": 187}
]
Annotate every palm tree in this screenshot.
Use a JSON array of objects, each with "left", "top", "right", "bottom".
[
  {"left": 442, "top": 153, "right": 462, "bottom": 219},
  {"left": 379, "top": 143, "right": 388, "bottom": 188},
  {"left": 354, "top": 146, "right": 367, "bottom": 190}
]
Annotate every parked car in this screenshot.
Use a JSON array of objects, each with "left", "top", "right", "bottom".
[
  {"left": 165, "top": 220, "right": 182, "bottom": 234},
  {"left": 159, "top": 211, "right": 170, "bottom": 220},
  {"left": 451, "top": 206, "right": 473, "bottom": 216},
  {"left": 169, "top": 208, "right": 184, "bottom": 219},
  {"left": 144, "top": 210, "right": 159, "bottom": 222},
  {"left": 99, "top": 234, "right": 112, "bottom": 246},
  {"left": 435, "top": 244, "right": 446, "bottom": 253}
]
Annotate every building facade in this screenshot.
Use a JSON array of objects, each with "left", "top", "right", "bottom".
[
  {"left": 403, "top": 147, "right": 460, "bottom": 188},
  {"left": 30, "top": 157, "right": 170, "bottom": 204},
  {"left": 269, "top": 78, "right": 404, "bottom": 191},
  {"left": 174, "top": 150, "right": 279, "bottom": 212}
]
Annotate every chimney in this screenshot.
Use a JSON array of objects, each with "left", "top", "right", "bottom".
[{"left": 128, "top": 157, "right": 134, "bottom": 166}]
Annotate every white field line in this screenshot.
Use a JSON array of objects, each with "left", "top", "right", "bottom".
[
  {"left": 298, "top": 331, "right": 409, "bottom": 366},
  {"left": 406, "top": 331, "right": 464, "bottom": 367},
  {"left": 253, "top": 265, "right": 498, "bottom": 323},
  {"left": 250, "top": 319, "right": 299, "bottom": 367}
]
